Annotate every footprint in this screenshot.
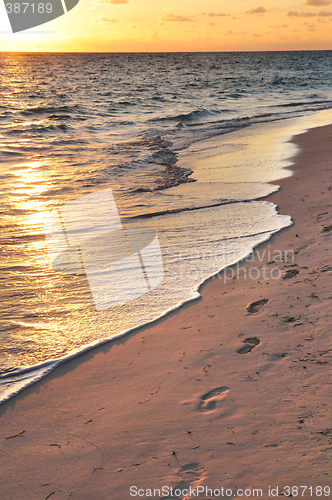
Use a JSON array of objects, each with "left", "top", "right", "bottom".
[
  {"left": 283, "top": 316, "right": 297, "bottom": 323},
  {"left": 283, "top": 269, "right": 300, "bottom": 280},
  {"left": 163, "top": 463, "right": 206, "bottom": 499},
  {"left": 197, "top": 386, "right": 229, "bottom": 411},
  {"left": 316, "top": 212, "right": 328, "bottom": 221},
  {"left": 236, "top": 337, "right": 260, "bottom": 354},
  {"left": 295, "top": 244, "right": 308, "bottom": 255},
  {"left": 179, "top": 462, "right": 203, "bottom": 476},
  {"left": 246, "top": 299, "right": 269, "bottom": 314}
]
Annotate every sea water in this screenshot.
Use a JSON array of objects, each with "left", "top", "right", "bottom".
[{"left": 1, "top": 51, "right": 332, "bottom": 403}]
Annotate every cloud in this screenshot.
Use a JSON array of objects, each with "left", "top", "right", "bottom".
[
  {"left": 302, "top": 21, "right": 316, "bottom": 29},
  {"left": 224, "top": 30, "right": 247, "bottom": 36},
  {"left": 161, "top": 14, "right": 195, "bottom": 22},
  {"left": 90, "top": 14, "right": 119, "bottom": 24},
  {"left": 286, "top": 9, "right": 332, "bottom": 16},
  {"left": 286, "top": 10, "right": 315, "bottom": 16},
  {"left": 208, "top": 21, "right": 218, "bottom": 25},
  {"left": 304, "top": 0, "right": 331, "bottom": 6},
  {"left": 245, "top": 6, "right": 269, "bottom": 14},
  {"left": 269, "top": 23, "right": 288, "bottom": 27},
  {"left": 203, "top": 12, "right": 229, "bottom": 17}
]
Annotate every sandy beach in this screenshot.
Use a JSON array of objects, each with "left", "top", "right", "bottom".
[{"left": 0, "top": 123, "right": 332, "bottom": 500}]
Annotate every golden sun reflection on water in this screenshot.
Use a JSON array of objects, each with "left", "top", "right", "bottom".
[
  {"left": 0, "top": 155, "right": 95, "bottom": 368},
  {"left": 7, "top": 160, "right": 57, "bottom": 271},
  {"left": 3, "top": 119, "right": 47, "bottom": 130},
  {"left": 11, "top": 161, "right": 53, "bottom": 210}
]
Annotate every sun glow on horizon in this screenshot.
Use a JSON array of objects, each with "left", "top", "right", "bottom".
[{"left": 1, "top": 0, "right": 332, "bottom": 52}]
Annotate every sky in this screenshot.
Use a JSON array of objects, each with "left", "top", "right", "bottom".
[{"left": 1, "top": 0, "right": 332, "bottom": 51}]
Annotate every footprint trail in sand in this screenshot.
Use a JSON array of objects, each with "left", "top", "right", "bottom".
[{"left": 236, "top": 337, "right": 261, "bottom": 354}]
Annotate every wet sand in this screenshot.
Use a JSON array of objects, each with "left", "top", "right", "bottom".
[{"left": 0, "top": 123, "right": 332, "bottom": 500}]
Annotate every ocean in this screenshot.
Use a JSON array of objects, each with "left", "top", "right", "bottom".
[{"left": 1, "top": 51, "right": 332, "bottom": 404}]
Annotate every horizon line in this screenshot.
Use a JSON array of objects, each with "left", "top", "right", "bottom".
[{"left": 1, "top": 48, "right": 332, "bottom": 54}]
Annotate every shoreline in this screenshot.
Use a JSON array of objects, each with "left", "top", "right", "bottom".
[
  {"left": 0, "top": 110, "right": 332, "bottom": 407},
  {"left": 1, "top": 122, "right": 332, "bottom": 498},
  {"left": 2, "top": 111, "right": 332, "bottom": 405},
  {"left": 0, "top": 112, "right": 317, "bottom": 405}
]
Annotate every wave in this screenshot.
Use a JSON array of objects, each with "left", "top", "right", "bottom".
[
  {"left": 275, "top": 99, "right": 332, "bottom": 108},
  {"left": 46, "top": 114, "right": 73, "bottom": 121},
  {"left": 128, "top": 199, "right": 242, "bottom": 219},
  {"left": 151, "top": 108, "right": 226, "bottom": 123},
  {"left": 6, "top": 123, "right": 70, "bottom": 134},
  {"left": 0, "top": 150, "right": 25, "bottom": 157},
  {"left": 20, "top": 105, "right": 79, "bottom": 116},
  {"left": 6, "top": 125, "right": 56, "bottom": 134}
]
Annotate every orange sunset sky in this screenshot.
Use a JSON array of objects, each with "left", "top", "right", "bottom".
[{"left": 0, "top": 0, "right": 332, "bottom": 51}]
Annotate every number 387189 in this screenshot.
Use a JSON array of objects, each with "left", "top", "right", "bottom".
[{"left": 5, "top": 3, "right": 53, "bottom": 14}]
